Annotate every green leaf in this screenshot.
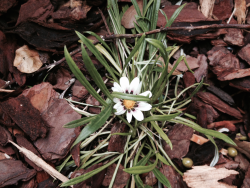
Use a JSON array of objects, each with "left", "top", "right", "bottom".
[
  {"left": 142, "top": 112, "right": 180, "bottom": 122},
  {"left": 124, "top": 154, "right": 158, "bottom": 174},
  {"left": 122, "top": 34, "right": 146, "bottom": 75},
  {"left": 183, "top": 55, "right": 194, "bottom": 73},
  {"left": 111, "top": 132, "right": 133, "bottom": 136},
  {"left": 75, "top": 31, "right": 118, "bottom": 82},
  {"left": 134, "top": 175, "right": 145, "bottom": 188},
  {"left": 63, "top": 116, "right": 96, "bottom": 128},
  {"left": 150, "top": 121, "right": 172, "bottom": 149},
  {"left": 157, "top": 153, "right": 170, "bottom": 165},
  {"left": 64, "top": 46, "right": 107, "bottom": 107},
  {"left": 166, "top": 3, "right": 186, "bottom": 27},
  {"left": 112, "top": 92, "right": 151, "bottom": 102},
  {"left": 136, "top": 150, "right": 152, "bottom": 166},
  {"left": 79, "top": 43, "right": 113, "bottom": 100},
  {"left": 71, "top": 103, "right": 113, "bottom": 147},
  {"left": 83, "top": 31, "right": 112, "bottom": 52},
  {"left": 148, "top": 161, "right": 172, "bottom": 188},
  {"left": 61, "top": 154, "right": 120, "bottom": 187}
]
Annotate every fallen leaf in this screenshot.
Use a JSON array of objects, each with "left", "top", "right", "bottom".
[
  {"left": 142, "top": 171, "right": 157, "bottom": 186},
  {"left": 121, "top": 1, "right": 143, "bottom": 29},
  {"left": 183, "top": 165, "right": 238, "bottom": 188},
  {"left": 207, "top": 121, "right": 237, "bottom": 131},
  {"left": 102, "top": 163, "right": 130, "bottom": 188},
  {"left": 199, "top": 0, "right": 215, "bottom": 18},
  {"left": 0, "top": 159, "right": 36, "bottom": 187},
  {"left": 72, "top": 80, "right": 89, "bottom": 101},
  {"left": 108, "top": 122, "right": 129, "bottom": 153},
  {"left": 241, "top": 163, "right": 250, "bottom": 188},
  {"left": 53, "top": 68, "right": 72, "bottom": 90},
  {"left": 163, "top": 124, "right": 193, "bottom": 160},
  {"left": 13, "top": 45, "right": 43, "bottom": 73},
  {"left": 234, "top": 0, "right": 246, "bottom": 24},
  {"left": 232, "top": 140, "right": 250, "bottom": 159},
  {"left": 0, "top": 95, "right": 49, "bottom": 141},
  {"left": 234, "top": 153, "right": 249, "bottom": 172}
]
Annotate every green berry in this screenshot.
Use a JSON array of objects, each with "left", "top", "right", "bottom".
[
  {"left": 182, "top": 158, "right": 193, "bottom": 168},
  {"left": 228, "top": 147, "right": 238, "bottom": 157}
]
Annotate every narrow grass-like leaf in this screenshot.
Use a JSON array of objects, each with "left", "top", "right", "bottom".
[
  {"left": 134, "top": 175, "right": 145, "bottom": 188},
  {"left": 136, "top": 150, "right": 152, "bottom": 166},
  {"left": 63, "top": 116, "right": 96, "bottom": 128},
  {"left": 124, "top": 159, "right": 157, "bottom": 174},
  {"left": 122, "top": 34, "right": 146, "bottom": 75},
  {"left": 64, "top": 46, "right": 107, "bottom": 106},
  {"left": 61, "top": 154, "right": 121, "bottom": 187},
  {"left": 183, "top": 55, "right": 194, "bottom": 73},
  {"left": 148, "top": 161, "right": 172, "bottom": 188},
  {"left": 167, "top": 55, "right": 183, "bottom": 79},
  {"left": 166, "top": 4, "right": 186, "bottom": 27},
  {"left": 157, "top": 153, "right": 170, "bottom": 165},
  {"left": 72, "top": 103, "right": 113, "bottom": 147},
  {"left": 111, "top": 132, "right": 133, "bottom": 136},
  {"left": 173, "top": 117, "right": 236, "bottom": 146},
  {"left": 112, "top": 92, "right": 151, "bottom": 102},
  {"left": 80, "top": 43, "right": 113, "bottom": 100},
  {"left": 75, "top": 31, "right": 118, "bottom": 82},
  {"left": 83, "top": 31, "right": 112, "bottom": 52},
  {"left": 150, "top": 121, "right": 172, "bottom": 149},
  {"left": 142, "top": 112, "right": 180, "bottom": 122}
]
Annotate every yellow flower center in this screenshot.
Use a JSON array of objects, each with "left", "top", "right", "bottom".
[{"left": 123, "top": 100, "right": 136, "bottom": 110}]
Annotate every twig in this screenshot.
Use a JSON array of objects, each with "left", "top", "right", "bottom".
[
  {"left": 8, "top": 140, "right": 73, "bottom": 187},
  {"left": 0, "top": 88, "right": 14, "bottom": 93},
  {"left": 2, "top": 23, "right": 250, "bottom": 89}
]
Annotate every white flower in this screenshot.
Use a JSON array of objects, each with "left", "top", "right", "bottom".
[{"left": 112, "top": 77, "right": 152, "bottom": 123}]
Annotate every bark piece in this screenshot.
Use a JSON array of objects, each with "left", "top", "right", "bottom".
[
  {"left": 233, "top": 140, "right": 250, "bottom": 159},
  {"left": 238, "top": 43, "right": 250, "bottom": 65},
  {"left": 197, "top": 92, "right": 242, "bottom": 119},
  {"left": 37, "top": 178, "right": 58, "bottom": 188},
  {"left": 86, "top": 95, "right": 101, "bottom": 114},
  {"left": 213, "top": 0, "right": 233, "bottom": 20},
  {"left": 229, "top": 77, "right": 250, "bottom": 92},
  {"left": 234, "top": 0, "right": 246, "bottom": 24},
  {"left": 194, "top": 54, "right": 208, "bottom": 82},
  {"left": 0, "top": 159, "right": 36, "bottom": 187},
  {"left": 211, "top": 39, "right": 228, "bottom": 46},
  {"left": 197, "top": 105, "right": 207, "bottom": 128},
  {"left": 224, "top": 28, "right": 244, "bottom": 46},
  {"left": 53, "top": 68, "right": 72, "bottom": 90},
  {"left": 71, "top": 163, "right": 106, "bottom": 188},
  {"left": 173, "top": 55, "right": 199, "bottom": 72},
  {"left": 34, "top": 99, "right": 81, "bottom": 161},
  {"left": 72, "top": 80, "right": 89, "bottom": 101},
  {"left": 108, "top": 122, "right": 129, "bottom": 153},
  {"left": 22, "top": 82, "right": 59, "bottom": 114},
  {"left": 0, "top": 145, "right": 15, "bottom": 156},
  {"left": 215, "top": 155, "right": 239, "bottom": 170},
  {"left": 234, "top": 153, "right": 249, "bottom": 172},
  {"left": 71, "top": 127, "right": 81, "bottom": 167},
  {"left": 160, "top": 164, "right": 188, "bottom": 188},
  {"left": 15, "top": 134, "right": 42, "bottom": 171},
  {"left": 207, "top": 86, "right": 235, "bottom": 106},
  {"left": 142, "top": 171, "right": 157, "bottom": 186},
  {"left": 102, "top": 163, "right": 130, "bottom": 188},
  {"left": 199, "top": 0, "right": 215, "bottom": 18},
  {"left": 14, "top": 45, "right": 43, "bottom": 73},
  {"left": 1, "top": 95, "right": 49, "bottom": 141},
  {"left": 240, "top": 165, "right": 250, "bottom": 188},
  {"left": 207, "top": 121, "right": 236, "bottom": 132},
  {"left": 121, "top": 1, "right": 143, "bottom": 29},
  {"left": 16, "top": 0, "right": 54, "bottom": 25},
  {"left": 0, "top": 126, "right": 12, "bottom": 146},
  {"left": 183, "top": 165, "right": 238, "bottom": 188},
  {"left": 20, "top": 178, "right": 37, "bottom": 188},
  {"left": 183, "top": 71, "right": 196, "bottom": 95},
  {"left": 207, "top": 46, "right": 230, "bottom": 66},
  {"left": 216, "top": 68, "right": 250, "bottom": 81},
  {"left": 0, "top": 0, "right": 17, "bottom": 16},
  {"left": 163, "top": 124, "right": 193, "bottom": 160}
]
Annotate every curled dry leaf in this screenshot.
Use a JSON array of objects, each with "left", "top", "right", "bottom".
[
  {"left": 199, "top": 0, "right": 215, "bottom": 18},
  {"left": 234, "top": 0, "right": 246, "bottom": 24},
  {"left": 13, "top": 45, "right": 43, "bottom": 73},
  {"left": 183, "top": 165, "right": 239, "bottom": 188}
]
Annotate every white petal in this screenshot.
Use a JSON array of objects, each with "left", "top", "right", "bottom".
[
  {"left": 115, "top": 109, "right": 126, "bottom": 115},
  {"left": 112, "top": 82, "right": 123, "bottom": 92},
  {"left": 116, "top": 105, "right": 125, "bottom": 112},
  {"left": 120, "top": 77, "right": 130, "bottom": 93},
  {"left": 113, "top": 98, "right": 121, "bottom": 103},
  {"left": 132, "top": 109, "right": 144, "bottom": 121},
  {"left": 126, "top": 110, "right": 133, "bottom": 123},
  {"left": 129, "top": 77, "right": 139, "bottom": 94},
  {"left": 136, "top": 102, "right": 152, "bottom": 111},
  {"left": 139, "top": 91, "right": 152, "bottom": 98},
  {"left": 113, "top": 102, "right": 122, "bottom": 109},
  {"left": 134, "top": 81, "right": 142, "bottom": 95}
]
